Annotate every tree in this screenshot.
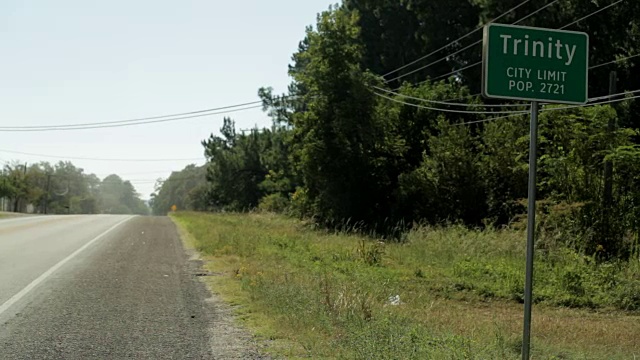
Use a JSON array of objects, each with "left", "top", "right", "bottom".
[
  {"left": 150, "top": 164, "right": 208, "bottom": 215},
  {"left": 99, "top": 174, "right": 149, "bottom": 215},
  {"left": 0, "top": 160, "right": 148, "bottom": 215},
  {"left": 288, "top": 7, "right": 404, "bottom": 229},
  {"left": 146, "top": 0, "right": 640, "bottom": 258}
]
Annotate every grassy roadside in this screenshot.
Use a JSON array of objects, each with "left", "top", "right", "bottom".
[
  {"left": 0, "top": 212, "right": 26, "bottom": 219},
  {"left": 171, "top": 211, "right": 640, "bottom": 359}
]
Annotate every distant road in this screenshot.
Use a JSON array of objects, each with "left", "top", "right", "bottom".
[{"left": 0, "top": 215, "right": 213, "bottom": 359}]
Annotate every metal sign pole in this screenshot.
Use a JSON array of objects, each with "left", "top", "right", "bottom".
[{"left": 522, "top": 101, "right": 539, "bottom": 359}]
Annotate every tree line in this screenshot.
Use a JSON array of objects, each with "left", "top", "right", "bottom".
[
  {"left": 153, "top": 0, "right": 640, "bottom": 258},
  {"left": 0, "top": 161, "right": 148, "bottom": 215}
]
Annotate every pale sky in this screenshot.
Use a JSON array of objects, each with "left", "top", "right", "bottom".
[{"left": 0, "top": 0, "right": 334, "bottom": 199}]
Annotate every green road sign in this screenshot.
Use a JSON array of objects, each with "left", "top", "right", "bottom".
[{"left": 483, "top": 24, "right": 589, "bottom": 104}]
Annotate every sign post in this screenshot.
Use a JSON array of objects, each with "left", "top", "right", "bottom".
[
  {"left": 522, "top": 100, "right": 538, "bottom": 360},
  {"left": 482, "top": 24, "right": 588, "bottom": 359}
]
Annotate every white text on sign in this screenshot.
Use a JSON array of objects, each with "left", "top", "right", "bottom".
[
  {"left": 507, "top": 67, "right": 568, "bottom": 94},
  {"left": 500, "top": 35, "right": 578, "bottom": 66}
]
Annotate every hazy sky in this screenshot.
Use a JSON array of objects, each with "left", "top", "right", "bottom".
[{"left": 0, "top": 0, "right": 334, "bottom": 198}]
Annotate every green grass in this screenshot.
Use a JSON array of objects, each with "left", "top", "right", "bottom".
[
  {"left": 171, "top": 211, "right": 640, "bottom": 359},
  {"left": 0, "top": 212, "right": 16, "bottom": 219},
  {"left": 0, "top": 211, "right": 31, "bottom": 219}
]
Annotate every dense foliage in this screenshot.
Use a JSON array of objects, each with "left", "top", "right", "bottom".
[
  {"left": 157, "top": 0, "right": 640, "bottom": 258},
  {"left": 149, "top": 164, "right": 208, "bottom": 215},
  {"left": 0, "top": 161, "right": 148, "bottom": 215}
]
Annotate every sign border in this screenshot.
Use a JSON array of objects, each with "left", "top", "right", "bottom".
[{"left": 482, "top": 23, "right": 589, "bottom": 105}]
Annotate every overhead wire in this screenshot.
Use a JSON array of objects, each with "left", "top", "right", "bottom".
[
  {"left": 376, "top": 50, "right": 640, "bottom": 113},
  {"left": 96, "top": 168, "right": 204, "bottom": 177},
  {"left": 125, "top": 175, "right": 205, "bottom": 184},
  {"left": 382, "top": 0, "right": 532, "bottom": 81},
  {"left": 0, "top": 149, "right": 203, "bottom": 162},
  {"left": 440, "top": 52, "right": 640, "bottom": 103},
  {"left": 559, "top": 0, "right": 626, "bottom": 30},
  {"left": 511, "top": 0, "right": 562, "bottom": 25},
  {"left": 373, "top": 86, "right": 528, "bottom": 108},
  {"left": 385, "top": 0, "right": 562, "bottom": 85},
  {"left": 376, "top": 85, "right": 640, "bottom": 118},
  {"left": 0, "top": 100, "right": 266, "bottom": 130},
  {"left": 438, "top": 52, "right": 640, "bottom": 104},
  {"left": 373, "top": 92, "right": 530, "bottom": 115},
  {"left": 0, "top": 104, "right": 265, "bottom": 132},
  {"left": 588, "top": 89, "right": 640, "bottom": 102},
  {"left": 411, "top": 0, "right": 626, "bottom": 87},
  {"left": 385, "top": 39, "right": 482, "bottom": 84},
  {"left": 589, "top": 53, "right": 640, "bottom": 70},
  {"left": 453, "top": 90, "right": 640, "bottom": 126}
]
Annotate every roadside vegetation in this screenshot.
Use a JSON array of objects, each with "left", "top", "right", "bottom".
[
  {"left": 0, "top": 161, "right": 149, "bottom": 215},
  {"left": 155, "top": 0, "right": 640, "bottom": 262},
  {"left": 172, "top": 211, "right": 640, "bottom": 359},
  {"left": 0, "top": 211, "right": 29, "bottom": 219},
  {"left": 157, "top": 2, "right": 640, "bottom": 358}
]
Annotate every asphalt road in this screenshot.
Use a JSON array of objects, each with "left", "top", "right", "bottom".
[{"left": 0, "top": 215, "right": 215, "bottom": 359}]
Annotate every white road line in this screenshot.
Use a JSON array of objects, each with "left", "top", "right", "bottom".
[{"left": 0, "top": 216, "right": 135, "bottom": 317}]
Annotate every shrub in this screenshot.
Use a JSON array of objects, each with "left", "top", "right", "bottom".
[{"left": 259, "top": 193, "right": 290, "bottom": 213}]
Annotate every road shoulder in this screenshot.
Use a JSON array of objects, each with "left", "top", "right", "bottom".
[{"left": 173, "top": 216, "right": 270, "bottom": 359}]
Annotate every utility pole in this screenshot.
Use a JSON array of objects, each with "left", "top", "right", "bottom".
[
  {"left": 22, "top": 163, "right": 27, "bottom": 213},
  {"left": 13, "top": 163, "right": 27, "bottom": 213},
  {"left": 44, "top": 174, "right": 51, "bottom": 214},
  {"left": 601, "top": 71, "right": 617, "bottom": 254},
  {"left": 603, "top": 71, "right": 617, "bottom": 208},
  {"left": 67, "top": 178, "right": 71, "bottom": 214},
  {"left": 1, "top": 169, "right": 5, "bottom": 212}
]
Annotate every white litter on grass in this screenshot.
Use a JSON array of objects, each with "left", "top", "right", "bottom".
[
  {"left": 141, "top": 231, "right": 145, "bottom": 235},
  {"left": 388, "top": 295, "right": 401, "bottom": 306}
]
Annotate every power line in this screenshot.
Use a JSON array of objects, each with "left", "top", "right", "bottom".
[
  {"left": 512, "top": 0, "right": 562, "bottom": 25},
  {"left": 431, "top": 61, "right": 481, "bottom": 82},
  {"left": 386, "top": 0, "right": 562, "bottom": 85},
  {"left": 376, "top": 51, "right": 640, "bottom": 111},
  {"left": 0, "top": 104, "right": 264, "bottom": 132},
  {"left": 0, "top": 149, "right": 204, "bottom": 162},
  {"left": 546, "top": 90, "right": 640, "bottom": 111},
  {"left": 442, "top": 93, "right": 481, "bottom": 102},
  {"left": 454, "top": 90, "right": 640, "bottom": 126},
  {"left": 382, "top": 0, "right": 531, "bottom": 80},
  {"left": 453, "top": 112, "right": 527, "bottom": 126},
  {"left": 97, "top": 168, "right": 204, "bottom": 177},
  {"left": 377, "top": 87, "right": 640, "bottom": 119},
  {"left": 405, "top": 60, "right": 480, "bottom": 88},
  {"left": 385, "top": 39, "right": 482, "bottom": 84},
  {"left": 38, "top": 172, "right": 204, "bottom": 184},
  {"left": 411, "top": 0, "right": 625, "bottom": 87},
  {"left": 589, "top": 89, "right": 640, "bottom": 102},
  {"left": 373, "top": 86, "right": 529, "bottom": 108},
  {"left": 0, "top": 100, "right": 265, "bottom": 130},
  {"left": 385, "top": 55, "right": 635, "bottom": 108},
  {"left": 438, "top": 52, "right": 640, "bottom": 104},
  {"left": 126, "top": 175, "right": 205, "bottom": 184},
  {"left": 559, "top": 0, "right": 625, "bottom": 30},
  {"left": 423, "top": 50, "right": 639, "bottom": 88},
  {"left": 589, "top": 53, "right": 640, "bottom": 70},
  {"left": 373, "top": 92, "right": 530, "bottom": 115}
]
